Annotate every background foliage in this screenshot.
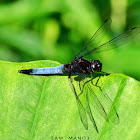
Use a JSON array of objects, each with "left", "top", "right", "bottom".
[{"left": 0, "top": 0, "right": 139, "bottom": 80}]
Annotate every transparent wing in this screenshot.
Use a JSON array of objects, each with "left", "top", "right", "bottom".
[
  {"left": 80, "top": 27, "right": 140, "bottom": 58},
  {"left": 68, "top": 77, "right": 88, "bottom": 130},
  {"left": 75, "top": 19, "right": 112, "bottom": 59},
  {"left": 82, "top": 78, "right": 119, "bottom": 124},
  {"left": 81, "top": 82, "right": 99, "bottom": 133},
  {"left": 68, "top": 76, "right": 99, "bottom": 132},
  {"left": 101, "top": 93, "right": 119, "bottom": 124},
  {"left": 82, "top": 79, "right": 109, "bottom": 122}
]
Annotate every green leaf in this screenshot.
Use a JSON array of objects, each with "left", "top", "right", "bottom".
[{"left": 0, "top": 60, "right": 139, "bottom": 140}]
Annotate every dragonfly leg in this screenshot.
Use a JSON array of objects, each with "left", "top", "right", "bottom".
[
  {"left": 77, "top": 74, "right": 89, "bottom": 98},
  {"left": 101, "top": 71, "right": 110, "bottom": 76},
  {"left": 68, "top": 73, "right": 79, "bottom": 99},
  {"left": 68, "top": 69, "right": 72, "bottom": 78},
  {"left": 79, "top": 74, "right": 89, "bottom": 93},
  {"left": 91, "top": 73, "right": 102, "bottom": 91}
]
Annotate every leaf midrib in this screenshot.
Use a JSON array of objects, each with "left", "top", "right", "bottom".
[{"left": 29, "top": 77, "right": 48, "bottom": 139}]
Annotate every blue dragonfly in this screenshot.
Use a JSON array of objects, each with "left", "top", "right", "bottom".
[{"left": 19, "top": 19, "right": 140, "bottom": 132}]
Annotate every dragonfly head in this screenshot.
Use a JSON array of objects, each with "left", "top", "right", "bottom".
[{"left": 91, "top": 60, "right": 102, "bottom": 72}]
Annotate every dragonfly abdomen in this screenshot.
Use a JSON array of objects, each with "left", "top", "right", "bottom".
[{"left": 19, "top": 65, "right": 65, "bottom": 75}]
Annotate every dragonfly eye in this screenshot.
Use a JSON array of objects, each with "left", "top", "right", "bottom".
[{"left": 91, "top": 60, "right": 102, "bottom": 72}]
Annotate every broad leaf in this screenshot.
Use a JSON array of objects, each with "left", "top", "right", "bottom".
[{"left": 0, "top": 60, "right": 139, "bottom": 140}]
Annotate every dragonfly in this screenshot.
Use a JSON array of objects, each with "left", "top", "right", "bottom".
[{"left": 19, "top": 19, "right": 140, "bottom": 133}]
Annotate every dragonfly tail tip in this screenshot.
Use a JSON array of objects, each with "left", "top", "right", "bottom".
[{"left": 19, "top": 69, "right": 32, "bottom": 75}]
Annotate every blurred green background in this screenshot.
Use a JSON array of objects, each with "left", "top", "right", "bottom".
[{"left": 0, "top": 0, "right": 140, "bottom": 80}]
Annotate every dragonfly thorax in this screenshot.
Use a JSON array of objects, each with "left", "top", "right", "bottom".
[{"left": 68, "top": 58, "right": 91, "bottom": 74}]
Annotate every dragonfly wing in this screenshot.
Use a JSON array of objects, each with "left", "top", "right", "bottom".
[
  {"left": 76, "top": 98, "right": 88, "bottom": 130},
  {"left": 81, "top": 27, "right": 140, "bottom": 58},
  {"left": 83, "top": 78, "right": 119, "bottom": 124},
  {"left": 85, "top": 81, "right": 109, "bottom": 122},
  {"left": 101, "top": 93, "right": 119, "bottom": 125},
  {"left": 75, "top": 18, "right": 112, "bottom": 59},
  {"left": 68, "top": 77, "right": 88, "bottom": 130},
  {"left": 83, "top": 84, "right": 99, "bottom": 132}
]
